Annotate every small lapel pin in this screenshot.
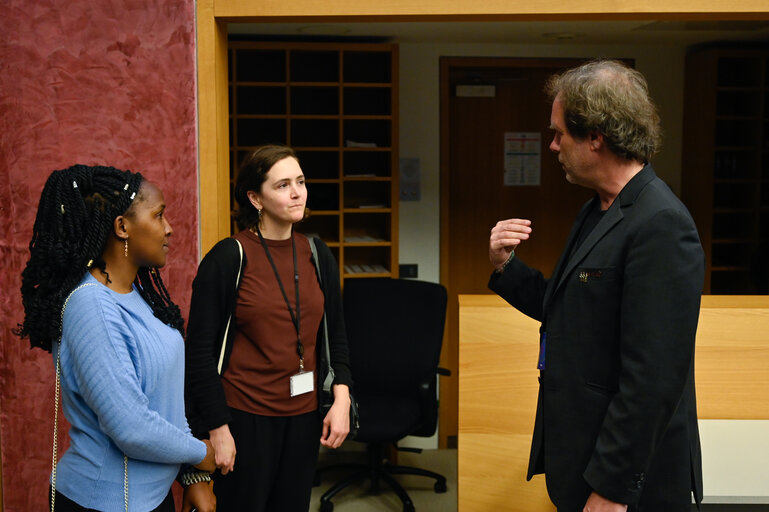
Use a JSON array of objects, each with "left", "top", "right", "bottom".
[{"left": 579, "top": 270, "right": 602, "bottom": 283}]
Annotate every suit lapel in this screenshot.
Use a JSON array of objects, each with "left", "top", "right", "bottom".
[
  {"left": 552, "top": 204, "right": 623, "bottom": 297},
  {"left": 542, "top": 164, "right": 658, "bottom": 311},
  {"left": 542, "top": 197, "right": 596, "bottom": 309}
]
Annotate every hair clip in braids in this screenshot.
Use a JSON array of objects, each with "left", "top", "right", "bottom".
[
  {"left": 86, "top": 259, "right": 93, "bottom": 268},
  {"left": 124, "top": 183, "right": 137, "bottom": 201},
  {"left": 72, "top": 180, "right": 78, "bottom": 189},
  {"left": 60, "top": 204, "right": 65, "bottom": 214}
]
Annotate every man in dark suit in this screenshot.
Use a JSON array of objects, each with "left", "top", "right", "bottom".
[{"left": 488, "top": 60, "right": 704, "bottom": 512}]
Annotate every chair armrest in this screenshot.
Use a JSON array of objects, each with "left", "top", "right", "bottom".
[
  {"left": 437, "top": 367, "right": 451, "bottom": 377},
  {"left": 417, "top": 379, "right": 433, "bottom": 404},
  {"left": 414, "top": 378, "right": 439, "bottom": 437}
]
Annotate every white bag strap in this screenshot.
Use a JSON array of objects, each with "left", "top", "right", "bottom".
[
  {"left": 217, "top": 239, "right": 244, "bottom": 375},
  {"left": 52, "top": 282, "right": 128, "bottom": 512}
]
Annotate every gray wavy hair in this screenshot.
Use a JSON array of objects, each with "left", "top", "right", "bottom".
[{"left": 546, "top": 60, "right": 662, "bottom": 162}]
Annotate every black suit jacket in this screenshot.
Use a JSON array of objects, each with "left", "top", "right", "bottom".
[{"left": 490, "top": 165, "right": 704, "bottom": 511}]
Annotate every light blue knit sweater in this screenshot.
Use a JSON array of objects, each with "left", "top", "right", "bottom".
[{"left": 52, "top": 273, "right": 206, "bottom": 511}]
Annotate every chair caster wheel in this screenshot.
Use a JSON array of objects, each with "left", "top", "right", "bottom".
[
  {"left": 434, "top": 480, "right": 447, "bottom": 493},
  {"left": 320, "top": 501, "right": 334, "bottom": 512}
]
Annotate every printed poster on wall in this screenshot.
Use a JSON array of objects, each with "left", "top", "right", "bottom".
[{"left": 504, "top": 132, "right": 541, "bottom": 186}]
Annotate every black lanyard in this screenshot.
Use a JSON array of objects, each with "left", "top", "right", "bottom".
[{"left": 254, "top": 227, "right": 304, "bottom": 369}]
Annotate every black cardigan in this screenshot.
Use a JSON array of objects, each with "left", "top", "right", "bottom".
[{"left": 184, "top": 234, "right": 352, "bottom": 435}]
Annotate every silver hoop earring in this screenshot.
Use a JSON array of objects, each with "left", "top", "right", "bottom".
[{"left": 124, "top": 239, "right": 128, "bottom": 258}]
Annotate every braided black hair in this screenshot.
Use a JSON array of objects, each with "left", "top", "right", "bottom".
[{"left": 16, "top": 164, "right": 185, "bottom": 352}]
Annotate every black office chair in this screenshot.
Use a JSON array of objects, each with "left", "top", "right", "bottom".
[{"left": 316, "top": 278, "right": 449, "bottom": 512}]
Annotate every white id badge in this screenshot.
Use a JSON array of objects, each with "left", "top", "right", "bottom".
[{"left": 290, "top": 370, "right": 314, "bottom": 397}]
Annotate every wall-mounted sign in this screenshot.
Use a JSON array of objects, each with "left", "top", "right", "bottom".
[{"left": 504, "top": 132, "right": 541, "bottom": 186}]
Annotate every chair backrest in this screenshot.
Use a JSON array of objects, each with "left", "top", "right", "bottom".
[{"left": 343, "top": 278, "right": 447, "bottom": 398}]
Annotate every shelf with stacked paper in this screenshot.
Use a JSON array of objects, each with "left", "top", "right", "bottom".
[{"left": 341, "top": 208, "right": 393, "bottom": 278}]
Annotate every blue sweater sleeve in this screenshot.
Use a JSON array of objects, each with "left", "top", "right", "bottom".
[{"left": 60, "top": 283, "right": 206, "bottom": 465}]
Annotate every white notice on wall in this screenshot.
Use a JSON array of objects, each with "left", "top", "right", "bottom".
[{"left": 504, "top": 132, "right": 541, "bottom": 186}]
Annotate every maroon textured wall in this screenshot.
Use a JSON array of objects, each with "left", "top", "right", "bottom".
[{"left": 0, "top": 1, "right": 199, "bottom": 509}]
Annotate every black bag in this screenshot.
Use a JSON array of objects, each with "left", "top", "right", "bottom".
[
  {"left": 309, "top": 237, "right": 360, "bottom": 440},
  {"left": 320, "top": 382, "right": 360, "bottom": 440}
]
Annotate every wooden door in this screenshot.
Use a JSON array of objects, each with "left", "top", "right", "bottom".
[{"left": 439, "top": 57, "right": 594, "bottom": 447}]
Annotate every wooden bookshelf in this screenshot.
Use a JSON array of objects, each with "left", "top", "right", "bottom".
[
  {"left": 228, "top": 41, "right": 399, "bottom": 282},
  {"left": 682, "top": 46, "right": 769, "bottom": 294}
]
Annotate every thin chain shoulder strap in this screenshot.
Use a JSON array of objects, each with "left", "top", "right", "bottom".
[{"left": 51, "top": 282, "right": 128, "bottom": 512}]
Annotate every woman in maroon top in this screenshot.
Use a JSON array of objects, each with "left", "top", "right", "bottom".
[{"left": 185, "top": 145, "right": 353, "bottom": 511}]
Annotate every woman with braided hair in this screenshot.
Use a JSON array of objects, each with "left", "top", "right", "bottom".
[{"left": 16, "top": 164, "right": 217, "bottom": 512}]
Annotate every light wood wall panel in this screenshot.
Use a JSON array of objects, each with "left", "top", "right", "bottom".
[
  {"left": 215, "top": 0, "right": 769, "bottom": 18},
  {"left": 196, "top": 0, "right": 232, "bottom": 254},
  {"left": 458, "top": 294, "right": 769, "bottom": 510},
  {"left": 458, "top": 295, "right": 555, "bottom": 511},
  {"left": 696, "top": 296, "right": 769, "bottom": 419}
]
